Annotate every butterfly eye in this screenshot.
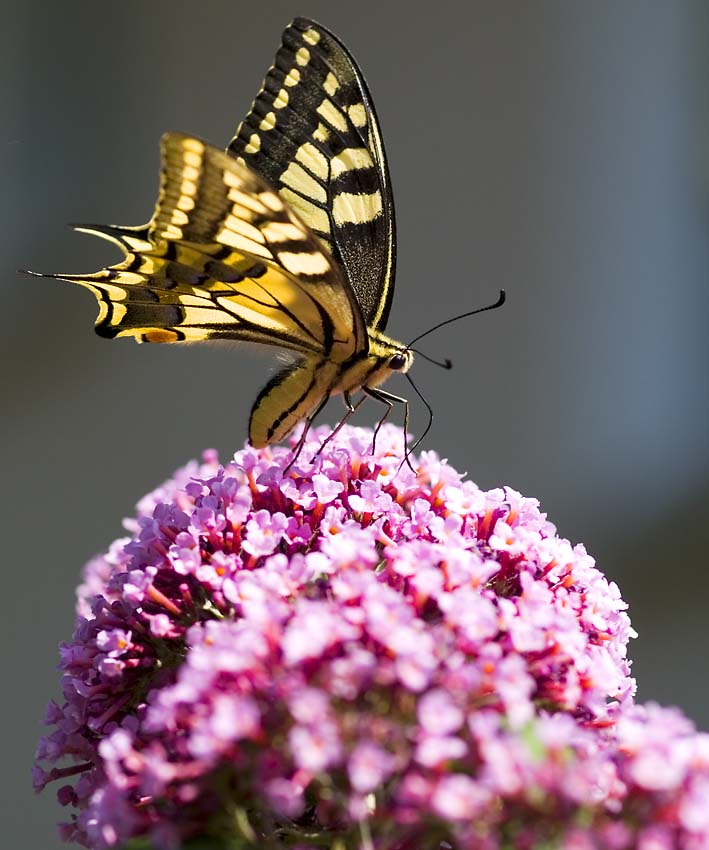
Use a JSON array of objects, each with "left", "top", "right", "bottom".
[{"left": 389, "top": 353, "right": 408, "bottom": 371}]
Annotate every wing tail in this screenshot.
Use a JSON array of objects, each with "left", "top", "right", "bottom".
[
  {"left": 26, "top": 135, "right": 364, "bottom": 355},
  {"left": 69, "top": 223, "right": 153, "bottom": 253}
]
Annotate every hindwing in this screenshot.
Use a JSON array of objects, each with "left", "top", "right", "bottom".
[
  {"left": 249, "top": 356, "right": 341, "bottom": 447},
  {"left": 228, "top": 17, "right": 396, "bottom": 333}
]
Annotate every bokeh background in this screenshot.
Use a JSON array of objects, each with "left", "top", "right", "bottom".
[{"left": 3, "top": 1, "right": 708, "bottom": 845}]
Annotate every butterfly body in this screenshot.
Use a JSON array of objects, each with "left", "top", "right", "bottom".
[
  {"left": 38, "top": 19, "right": 412, "bottom": 448},
  {"left": 249, "top": 330, "right": 412, "bottom": 448}
]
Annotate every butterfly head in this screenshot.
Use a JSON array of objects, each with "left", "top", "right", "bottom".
[
  {"left": 363, "top": 332, "right": 414, "bottom": 386},
  {"left": 387, "top": 349, "right": 414, "bottom": 373}
]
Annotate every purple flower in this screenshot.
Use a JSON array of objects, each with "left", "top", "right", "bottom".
[
  {"left": 417, "top": 688, "right": 464, "bottom": 735},
  {"left": 35, "top": 425, "right": 709, "bottom": 850},
  {"left": 432, "top": 774, "right": 492, "bottom": 821},
  {"left": 242, "top": 509, "right": 289, "bottom": 558},
  {"left": 348, "top": 741, "right": 396, "bottom": 793}
]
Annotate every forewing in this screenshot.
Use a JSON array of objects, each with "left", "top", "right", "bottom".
[
  {"left": 49, "top": 134, "right": 364, "bottom": 359},
  {"left": 228, "top": 17, "right": 396, "bottom": 332}
]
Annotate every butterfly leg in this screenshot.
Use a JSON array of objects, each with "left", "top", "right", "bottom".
[
  {"left": 284, "top": 394, "right": 330, "bottom": 473},
  {"left": 363, "top": 387, "right": 414, "bottom": 472},
  {"left": 313, "top": 392, "right": 366, "bottom": 459}
]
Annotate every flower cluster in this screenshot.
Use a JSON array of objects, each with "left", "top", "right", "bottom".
[{"left": 35, "top": 425, "right": 709, "bottom": 849}]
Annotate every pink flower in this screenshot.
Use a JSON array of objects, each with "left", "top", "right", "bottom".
[
  {"left": 282, "top": 598, "right": 359, "bottom": 665},
  {"left": 432, "top": 774, "right": 492, "bottom": 821},
  {"left": 417, "top": 688, "right": 464, "bottom": 736},
  {"left": 415, "top": 734, "right": 467, "bottom": 767},
  {"left": 348, "top": 478, "right": 394, "bottom": 513},
  {"left": 289, "top": 720, "right": 342, "bottom": 773},
  {"left": 242, "top": 509, "right": 289, "bottom": 557},
  {"left": 348, "top": 742, "right": 396, "bottom": 793},
  {"left": 35, "top": 425, "right": 709, "bottom": 850}
]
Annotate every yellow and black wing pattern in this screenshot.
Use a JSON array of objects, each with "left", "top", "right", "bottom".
[
  {"left": 49, "top": 134, "right": 364, "bottom": 362},
  {"left": 228, "top": 17, "right": 397, "bottom": 334},
  {"left": 35, "top": 19, "right": 407, "bottom": 448}
]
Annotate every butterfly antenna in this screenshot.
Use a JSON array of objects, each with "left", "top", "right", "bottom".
[
  {"left": 400, "top": 294, "right": 505, "bottom": 465},
  {"left": 410, "top": 349, "right": 452, "bottom": 370},
  {"left": 407, "top": 289, "right": 506, "bottom": 348}
]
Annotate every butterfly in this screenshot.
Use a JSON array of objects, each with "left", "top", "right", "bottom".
[
  {"left": 32, "top": 18, "right": 505, "bottom": 456},
  {"left": 33, "top": 18, "right": 418, "bottom": 454}
]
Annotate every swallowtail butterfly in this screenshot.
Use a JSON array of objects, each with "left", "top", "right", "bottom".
[{"left": 32, "top": 19, "right": 504, "bottom": 452}]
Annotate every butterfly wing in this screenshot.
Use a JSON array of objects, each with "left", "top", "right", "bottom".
[
  {"left": 49, "top": 133, "right": 365, "bottom": 363},
  {"left": 248, "top": 357, "right": 342, "bottom": 447},
  {"left": 228, "top": 17, "right": 396, "bottom": 333}
]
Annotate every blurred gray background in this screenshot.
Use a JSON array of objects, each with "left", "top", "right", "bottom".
[{"left": 3, "top": 1, "right": 708, "bottom": 846}]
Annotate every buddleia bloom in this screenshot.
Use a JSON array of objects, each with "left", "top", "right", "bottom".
[{"left": 35, "top": 425, "right": 709, "bottom": 850}]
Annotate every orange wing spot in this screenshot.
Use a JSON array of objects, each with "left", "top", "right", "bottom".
[{"left": 143, "top": 329, "right": 181, "bottom": 343}]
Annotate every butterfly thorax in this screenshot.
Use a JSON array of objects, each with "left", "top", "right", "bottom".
[
  {"left": 334, "top": 330, "right": 413, "bottom": 396},
  {"left": 247, "top": 330, "right": 412, "bottom": 448}
]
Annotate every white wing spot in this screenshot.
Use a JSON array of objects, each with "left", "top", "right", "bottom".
[
  {"left": 244, "top": 133, "right": 261, "bottom": 154},
  {"left": 259, "top": 111, "right": 276, "bottom": 131},
  {"left": 111, "top": 303, "right": 127, "bottom": 324},
  {"left": 223, "top": 169, "right": 245, "bottom": 190},
  {"left": 295, "top": 142, "right": 329, "bottom": 180},
  {"left": 332, "top": 191, "right": 383, "bottom": 225},
  {"left": 175, "top": 137, "right": 204, "bottom": 171},
  {"left": 182, "top": 149, "right": 202, "bottom": 169},
  {"left": 176, "top": 180, "right": 196, "bottom": 211},
  {"left": 303, "top": 28, "right": 320, "bottom": 45},
  {"left": 227, "top": 187, "right": 269, "bottom": 215},
  {"left": 279, "top": 188, "right": 330, "bottom": 234},
  {"left": 216, "top": 228, "right": 271, "bottom": 258},
  {"left": 261, "top": 221, "right": 304, "bottom": 243},
  {"left": 348, "top": 103, "right": 368, "bottom": 127},
  {"left": 274, "top": 88, "right": 289, "bottom": 109},
  {"left": 222, "top": 214, "right": 266, "bottom": 244},
  {"left": 162, "top": 223, "right": 183, "bottom": 240},
  {"left": 259, "top": 191, "right": 284, "bottom": 212},
  {"left": 324, "top": 72, "right": 339, "bottom": 96},
  {"left": 316, "top": 99, "right": 348, "bottom": 133},
  {"left": 331, "top": 148, "right": 374, "bottom": 178},
  {"left": 181, "top": 137, "right": 205, "bottom": 156},
  {"left": 170, "top": 208, "right": 189, "bottom": 227},
  {"left": 98, "top": 282, "right": 130, "bottom": 301},
  {"left": 281, "top": 162, "right": 327, "bottom": 204},
  {"left": 278, "top": 251, "right": 331, "bottom": 276},
  {"left": 313, "top": 123, "right": 330, "bottom": 143},
  {"left": 285, "top": 68, "right": 301, "bottom": 87}
]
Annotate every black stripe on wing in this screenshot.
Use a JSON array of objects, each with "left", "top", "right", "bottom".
[
  {"left": 37, "top": 134, "right": 368, "bottom": 359},
  {"left": 228, "top": 17, "right": 397, "bottom": 333}
]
